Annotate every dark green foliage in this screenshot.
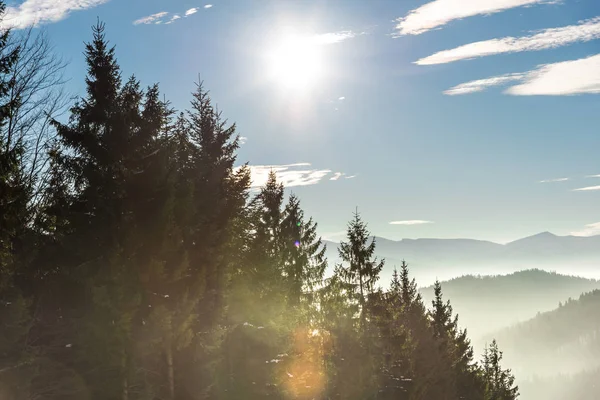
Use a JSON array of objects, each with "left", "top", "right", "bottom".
[
  {"left": 481, "top": 340, "right": 519, "bottom": 400},
  {"left": 1, "top": 13, "right": 519, "bottom": 400}
]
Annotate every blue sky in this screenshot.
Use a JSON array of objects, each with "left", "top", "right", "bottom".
[{"left": 8, "top": 0, "right": 600, "bottom": 243}]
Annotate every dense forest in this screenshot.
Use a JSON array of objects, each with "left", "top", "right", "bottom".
[
  {"left": 486, "top": 289, "right": 600, "bottom": 377},
  {"left": 0, "top": 13, "right": 519, "bottom": 400},
  {"left": 419, "top": 270, "right": 600, "bottom": 339}
]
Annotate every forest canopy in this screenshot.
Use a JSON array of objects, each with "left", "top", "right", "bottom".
[{"left": 0, "top": 13, "right": 518, "bottom": 400}]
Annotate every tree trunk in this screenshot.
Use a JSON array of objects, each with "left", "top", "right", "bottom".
[
  {"left": 166, "top": 340, "right": 175, "bottom": 400},
  {"left": 121, "top": 353, "right": 129, "bottom": 400}
]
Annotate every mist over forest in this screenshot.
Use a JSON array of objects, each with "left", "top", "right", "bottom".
[{"left": 1, "top": 4, "right": 599, "bottom": 400}]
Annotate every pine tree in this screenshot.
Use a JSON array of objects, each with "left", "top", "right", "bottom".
[
  {"left": 280, "top": 193, "right": 327, "bottom": 315},
  {"left": 336, "top": 210, "right": 384, "bottom": 324},
  {"left": 430, "top": 281, "right": 484, "bottom": 399},
  {"left": 482, "top": 340, "right": 519, "bottom": 400}
]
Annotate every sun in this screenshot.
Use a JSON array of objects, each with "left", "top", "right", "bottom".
[{"left": 265, "top": 33, "right": 325, "bottom": 93}]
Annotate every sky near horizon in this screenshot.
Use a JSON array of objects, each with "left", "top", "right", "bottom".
[{"left": 7, "top": 0, "right": 600, "bottom": 243}]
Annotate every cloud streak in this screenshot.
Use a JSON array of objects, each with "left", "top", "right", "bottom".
[
  {"left": 246, "top": 163, "right": 334, "bottom": 188},
  {"left": 395, "top": 0, "right": 552, "bottom": 36},
  {"left": 571, "top": 222, "right": 600, "bottom": 237},
  {"left": 313, "top": 31, "right": 357, "bottom": 44},
  {"left": 417, "top": 17, "right": 600, "bottom": 65},
  {"left": 389, "top": 220, "right": 434, "bottom": 225},
  {"left": 445, "top": 54, "right": 600, "bottom": 96},
  {"left": 539, "top": 177, "right": 569, "bottom": 183},
  {"left": 134, "top": 11, "right": 168, "bottom": 25},
  {"left": 444, "top": 74, "right": 525, "bottom": 95},
  {"left": 185, "top": 8, "right": 198, "bottom": 16},
  {"left": 330, "top": 172, "right": 344, "bottom": 181},
  {"left": 1, "top": 0, "right": 109, "bottom": 30},
  {"left": 573, "top": 185, "right": 600, "bottom": 192}
]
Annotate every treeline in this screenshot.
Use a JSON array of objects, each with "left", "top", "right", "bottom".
[
  {"left": 487, "top": 289, "right": 600, "bottom": 377},
  {"left": 420, "top": 269, "right": 600, "bottom": 340},
  {"left": 1, "top": 15, "right": 518, "bottom": 400}
]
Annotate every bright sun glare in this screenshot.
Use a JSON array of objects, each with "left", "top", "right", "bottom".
[{"left": 265, "top": 33, "right": 325, "bottom": 93}]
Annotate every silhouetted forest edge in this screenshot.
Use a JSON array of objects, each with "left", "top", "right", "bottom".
[{"left": 2, "top": 13, "right": 525, "bottom": 400}]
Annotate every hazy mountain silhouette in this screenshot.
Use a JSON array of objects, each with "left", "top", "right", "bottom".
[
  {"left": 323, "top": 232, "right": 600, "bottom": 286},
  {"left": 482, "top": 289, "right": 600, "bottom": 400},
  {"left": 417, "top": 269, "right": 600, "bottom": 339},
  {"left": 481, "top": 288, "right": 600, "bottom": 377}
]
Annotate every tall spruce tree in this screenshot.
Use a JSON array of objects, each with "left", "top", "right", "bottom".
[
  {"left": 336, "top": 210, "right": 384, "bottom": 324},
  {"left": 482, "top": 340, "right": 519, "bottom": 400}
]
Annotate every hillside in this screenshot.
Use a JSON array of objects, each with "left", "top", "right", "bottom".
[
  {"left": 519, "top": 367, "right": 600, "bottom": 400},
  {"left": 418, "top": 270, "right": 600, "bottom": 339},
  {"left": 483, "top": 289, "right": 600, "bottom": 378}
]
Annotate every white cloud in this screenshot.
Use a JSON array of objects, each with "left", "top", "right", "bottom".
[
  {"left": 1, "top": 0, "right": 109, "bottom": 30},
  {"left": 204, "top": 4, "right": 213, "bottom": 9},
  {"left": 313, "top": 31, "right": 357, "bottom": 44},
  {"left": 586, "top": 174, "right": 600, "bottom": 178},
  {"left": 445, "top": 53, "right": 600, "bottom": 96},
  {"left": 239, "top": 136, "right": 248, "bottom": 145},
  {"left": 573, "top": 185, "right": 600, "bottom": 191},
  {"left": 165, "top": 14, "right": 181, "bottom": 25},
  {"left": 395, "top": 0, "right": 552, "bottom": 36},
  {"left": 133, "top": 11, "right": 168, "bottom": 25},
  {"left": 330, "top": 172, "right": 344, "bottom": 181},
  {"left": 539, "top": 177, "right": 569, "bottom": 183},
  {"left": 389, "top": 220, "right": 434, "bottom": 225},
  {"left": 507, "top": 54, "right": 600, "bottom": 95},
  {"left": 444, "top": 73, "right": 525, "bottom": 95},
  {"left": 417, "top": 17, "right": 600, "bottom": 65},
  {"left": 345, "top": 175, "right": 357, "bottom": 179},
  {"left": 245, "top": 163, "right": 332, "bottom": 188},
  {"left": 185, "top": 8, "right": 198, "bottom": 16},
  {"left": 338, "top": 96, "right": 345, "bottom": 100},
  {"left": 571, "top": 222, "right": 600, "bottom": 237}
]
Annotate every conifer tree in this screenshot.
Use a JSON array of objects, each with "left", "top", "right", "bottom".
[
  {"left": 0, "top": 6, "right": 32, "bottom": 394},
  {"left": 336, "top": 210, "right": 384, "bottom": 323},
  {"left": 280, "top": 193, "right": 326, "bottom": 315},
  {"left": 482, "top": 340, "right": 519, "bottom": 400}
]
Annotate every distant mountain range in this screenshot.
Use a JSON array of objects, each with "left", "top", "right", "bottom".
[{"left": 323, "top": 232, "right": 600, "bottom": 287}]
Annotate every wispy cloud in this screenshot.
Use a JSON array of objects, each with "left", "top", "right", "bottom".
[
  {"left": 539, "top": 177, "right": 569, "bottom": 183},
  {"left": 239, "top": 136, "right": 248, "bottom": 145},
  {"left": 313, "top": 31, "right": 357, "bottom": 44},
  {"left": 395, "top": 0, "right": 552, "bottom": 36},
  {"left": 573, "top": 185, "right": 600, "bottom": 192},
  {"left": 345, "top": 175, "right": 357, "bottom": 179},
  {"left": 586, "top": 174, "right": 600, "bottom": 178},
  {"left": 135, "top": 5, "right": 212, "bottom": 26},
  {"left": 338, "top": 96, "right": 345, "bottom": 101},
  {"left": 330, "top": 172, "right": 344, "bottom": 181},
  {"left": 417, "top": 17, "right": 600, "bottom": 65},
  {"left": 1, "top": 0, "right": 109, "bottom": 30},
  {"left": 134, "top": 11, "right": 168, "bottom": 25},
  {"left": 246, "top": 163, "right": 333, "bottom": 188},
  {"left": 389, "top": 220, "right": 434, "bottom": 225},
  {"left": 571, "top": 222, "right": 600, "bottom": 237},
  {"left": 165, "top": 15, "right": 181, "bottom": 25},
  {"left": 445, "top": 53, "right": 600, "bottom": 96},
  {"left": 444, "top": 73, "right": 525, "bottom": 95}
]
